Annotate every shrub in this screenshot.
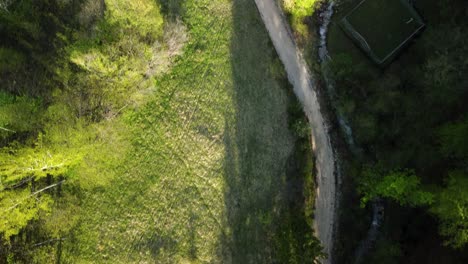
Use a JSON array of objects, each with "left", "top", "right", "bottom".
[
  {"left": 0, "top": 48, "right": 25, "bottom": 72},
  {"left": 283, "top": 0, "right": 320, "bottom": 20}
]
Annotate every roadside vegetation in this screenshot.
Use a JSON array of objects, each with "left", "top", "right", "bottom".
[
  {"left": 0, "top": 0, "right": 323, "bottom": 262},
  {"left": 283, "top": 0, "right": 319, "bottom": 18},
  {"left": 280, "top": 0, "right": 326, "bottom": 68},
  {"left": 283, "top": 0, "right": 467, "bottom": 262}
]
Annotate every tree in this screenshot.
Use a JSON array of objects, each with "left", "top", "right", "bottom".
[
  {"left": 439, "top": 118, "right": 468, "bottom": 161},
  {"left": 430, "top": 171, "right": 468, "bottom": 248},
  {"left": 0, "top": 188, "right": 53, "bottom": 240},
  {"left": 0, "top": 136, "right": 82, "bottom": 240},
  {"left": 0, "top": 92, "right": 42, "bottom": 142},
  {"left": 358, "top": 167, "right": 434, "bottom": 207},
  {"left": 0, "top": 0, "right": 14, "bottom": 11}
]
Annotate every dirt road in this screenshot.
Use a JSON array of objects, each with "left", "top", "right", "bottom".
[{"left": 254, "top": 1, "right": 338, "bottom": 263}]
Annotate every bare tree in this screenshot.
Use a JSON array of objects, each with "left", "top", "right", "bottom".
[
  {"left": 3, "top": 180, "right": 66, "bottom": 212},
  {"left": 0, "top": 0, "right": 14, "bottom": 12}
]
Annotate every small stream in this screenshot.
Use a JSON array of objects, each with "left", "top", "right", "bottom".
[
  {"left": 317, "top": 1, "right": 359, "bottom": 155},
  {"left": 317, "top": 2, "right": 384, "bottom": 263}
]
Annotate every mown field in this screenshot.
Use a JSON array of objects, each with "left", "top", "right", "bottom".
[{"left": 53, "top": 0, "right": 321, "bottom": 263}]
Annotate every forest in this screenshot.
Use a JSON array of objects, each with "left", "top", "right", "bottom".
[
  {"left": 282, "top": 0, "right": 467, "bottom": 262},
  {"left": 1, "top": 0, "right": 467, "bottom": 263},
  {"left": 298, "top": 0, "right": 467, "bottom": 262}
]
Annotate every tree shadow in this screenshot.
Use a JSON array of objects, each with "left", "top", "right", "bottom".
[
  {"left": 220, "top": 0, "right": 322, "bottom": 262},
  {"left": 131, "top": 233, "right": 178, "bottom": 259}
]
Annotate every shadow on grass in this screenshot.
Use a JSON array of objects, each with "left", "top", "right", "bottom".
[
  {"left": 158, "top": 0, "right": 185, "bottom": 19},
  {"left": 220, "top": 0, "right": 322, "bottom": 262}
]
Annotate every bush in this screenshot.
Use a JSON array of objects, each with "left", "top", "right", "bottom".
[
  {"left": 283, "top": 0, "right": 320, "bottom": 19},
  {"left": 0, "top": 92, "right": 42, "bottom": 140},
  {"left": 106, "top": 0, "right": 164, "bottom": 42},
  {"left": 77, "top": 0, "right": 105, "bottom": 29},
  {"left": 0, "top": 48, "right": 25, "bottom": 72}
]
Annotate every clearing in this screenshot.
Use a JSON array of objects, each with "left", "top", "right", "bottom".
[{"left": 61, "top": 0, "right": 320, "bottom": 263}]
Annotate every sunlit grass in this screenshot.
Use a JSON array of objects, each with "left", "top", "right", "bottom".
[{"left": 60, "top": 0, "right": 319, "bottom": 262}]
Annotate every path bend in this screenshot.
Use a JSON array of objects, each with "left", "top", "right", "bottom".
[{"left": 253, "top": 1, "right": 339, "bottom": 263}]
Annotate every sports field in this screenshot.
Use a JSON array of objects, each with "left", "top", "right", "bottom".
[{"left": 340, "top": 0, "right": 424, "bottom": 64}]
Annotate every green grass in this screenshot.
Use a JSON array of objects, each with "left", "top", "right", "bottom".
[
  {"left": 57, "top": 0, "right": 319, "bottom": 263},
  {"left": 340, "top": 0, "right": 424, "bottom": 64}
]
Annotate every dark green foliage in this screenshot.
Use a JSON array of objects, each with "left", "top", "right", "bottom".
[
  {"left": 0, "top": 48, "right": 25, "bottom": 72},
  {"left": 365, "top": 238, "right": 402, "bottom": 264},
  {"left": 0, "top": 0, "right": 86, "bottom": 96},
  {"left": 289, "top": 101, "right": 312, "bottom": 138},
  {"left": 430, "top": 171, "right": 468, "bottom": 248},
  {"left": 0, "top": 92, "right": 42, "bottom": 142},
  {"left": 281, "top": 100, "right": 324, "bottom": 262},
  {"left": 439, "top": 118, "right": 468, "bottom": 161},
  {"left": 328, "top": 0, "right": 468, "bottom": 258},
  {"left": 0, "top": 0, "right": 83, "bottom": 54},
  {"left": 159, "top": 0, "right": 185, "bottom": 18}
]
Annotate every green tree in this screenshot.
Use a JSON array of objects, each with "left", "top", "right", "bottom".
[
  {"left": 432, "top": 117, "right": 468, "bottom": 248},
  {"left": 0, "top": 48, "right": 25, "bottom": 72},
  {"left": 358, "top": 167, "right": 434, "bottom": 207},
  {"left": 0, "top": 136, "right": 82, "bottom": 240},
  {"left": 0, "top": 92, "right": 42, "bottom": 142},
  {"left": 439, "top": 118, "right": 468, "bottom": 161},
  {"left": 430, "top": 171, "right": 468, "bottom": 248},
  {"left": 0, "top": 188, "right": 53, "bottom": 240}
]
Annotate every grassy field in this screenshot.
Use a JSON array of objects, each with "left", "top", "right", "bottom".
[{"left": 58, "top": 0, "right": 319, "bottom": 263}]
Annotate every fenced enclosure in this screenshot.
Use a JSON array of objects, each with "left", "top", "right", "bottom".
[{"left": 339, "top": 0, "right": 425, "bottom": 65}]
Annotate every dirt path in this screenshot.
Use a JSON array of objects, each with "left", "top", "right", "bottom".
[{"left": 254, "top": 1, "right": 338, "bottom": 263}]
